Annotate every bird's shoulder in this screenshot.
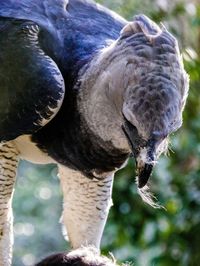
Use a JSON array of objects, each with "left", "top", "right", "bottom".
[
  {"left": 0, "top": 0, "right": 127, "bottom": 75},
  {"left": 0, "top": 0, "right": 126, "bottom": 42},
  {"left": 0, "top": 0, "right": 127, "bottom": 142}
]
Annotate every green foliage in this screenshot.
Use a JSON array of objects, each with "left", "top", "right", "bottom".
[
  {"left": 13, "top": 1, "right": 200, "bottom": 266},
  {"left": 13, "top": 162, "right": 67, "bottom": 265}
]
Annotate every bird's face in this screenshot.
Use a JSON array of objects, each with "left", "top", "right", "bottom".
[
  {"left": 122, "top": 117, "right": 169, "bottom": 188},
  {"left": 121, "top": 72, "right": 187, "bottom": 188},
  {"left": 118, "top": 15, "right": 189, "bottom": 188}
]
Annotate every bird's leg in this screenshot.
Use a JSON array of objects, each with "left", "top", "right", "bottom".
[
  {"left": 0, "top": 142, "right": 19, "bottom": 266},
  {"left": 59, "top": 166, "right": 114, "bottom": 250}
]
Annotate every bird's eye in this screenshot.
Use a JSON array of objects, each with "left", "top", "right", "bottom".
[{"left": 122, "top": 118, "right": 145, "bottom": 157}]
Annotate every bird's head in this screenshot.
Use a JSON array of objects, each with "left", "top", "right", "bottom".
[
  {"left": 116, "top": 15, "right": 189, "bottom": 188},
  {"left": 78, "top": 15, "right": 188, "bottom": 190}
]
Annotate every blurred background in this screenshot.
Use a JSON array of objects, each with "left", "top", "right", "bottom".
[{"left": 12, "top": 0, "right": 200, "bottom": 265}]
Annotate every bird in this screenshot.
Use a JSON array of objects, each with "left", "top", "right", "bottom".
[{"left": 0, "top": 0, "right": 189, "bottom": 265}]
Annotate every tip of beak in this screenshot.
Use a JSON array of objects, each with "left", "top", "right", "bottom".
[{"left": 137, "top": 163, "right": 153, "bottom": 188}]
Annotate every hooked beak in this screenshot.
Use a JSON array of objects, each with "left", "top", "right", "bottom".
[
  {"left": 137, "top": 163, "right": 153, "bottom": 188},
  {"left": 135, "top": 148, "right": 155, "bottom": 188},
  {"left": 122, "top": 120, "right": 156, "bottom": 188}
]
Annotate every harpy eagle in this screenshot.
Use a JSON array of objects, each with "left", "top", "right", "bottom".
[{"left": 0, "top": 0, "right": 189, "bottom": 265}]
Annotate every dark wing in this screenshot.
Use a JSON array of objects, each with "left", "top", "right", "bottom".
[
  {"left": 0, "top": 0, "right": 127, "bottom": 142},
  {"left": 0, "top": 18, "right": 65, "bottom": 141}
]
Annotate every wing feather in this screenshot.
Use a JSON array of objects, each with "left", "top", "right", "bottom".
[{"left": 0, "top": 18, "right": 65, "bottom": 141}]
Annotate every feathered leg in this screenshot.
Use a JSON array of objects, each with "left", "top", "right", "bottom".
[
  {"left": 59, "top": 166, "right": 114, "bottom": 249},
  {"left": 0, "top": 142, "right": 19, "bottom": 266},
  {"left": 36, "top": 167, "right": 116, "bottom": 265}
]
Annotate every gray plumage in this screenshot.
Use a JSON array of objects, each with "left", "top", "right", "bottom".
[
  {"left": 77, "top": 14, "right": 188, "bottom": 189},
  {"left": 122, "top": 16, "right": 187, "bottom": 139}
]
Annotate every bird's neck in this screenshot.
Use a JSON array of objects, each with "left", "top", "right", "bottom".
[
  {"left": 76, "top": 42, "right": 131, "bottom": 152},
  {"left": 31, "top": 41, "right": 131, "bottom": 176}
]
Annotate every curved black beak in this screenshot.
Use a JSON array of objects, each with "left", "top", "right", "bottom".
[
  {"left": 136, "top": 161, "right": 154, "bottom": 188},
  {"left": 122, "top": 120, "right": 156, "bottom": 188}
]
